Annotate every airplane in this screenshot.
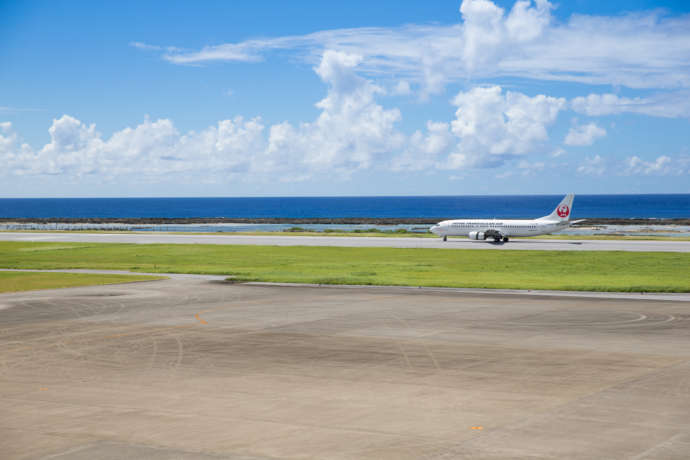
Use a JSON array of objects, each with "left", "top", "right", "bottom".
[{"left": 429, "top": 194, "right": 584, "bottom": 243}]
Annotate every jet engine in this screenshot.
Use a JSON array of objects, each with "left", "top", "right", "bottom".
[
  {"left": 468, "top": 231, "right": 485, "bottom": 240},
  {"left": 469, "top": 229, "right": 503, "bottom": 241}
]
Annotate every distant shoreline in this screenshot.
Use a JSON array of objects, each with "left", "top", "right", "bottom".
[{"left": 1, "top": 217, "right": 689, "bottom": 226}]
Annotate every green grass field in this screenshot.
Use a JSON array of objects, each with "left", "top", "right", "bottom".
[
  {"left": 1, "top": 241, "right": 689, "bottom": 292},
  {"left": 0, "top": 271, "right": 165, "bottom": 293}
]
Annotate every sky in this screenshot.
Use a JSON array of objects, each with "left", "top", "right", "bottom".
[{"left": 1, "top": 0, "right": 689, "bottom": 197}]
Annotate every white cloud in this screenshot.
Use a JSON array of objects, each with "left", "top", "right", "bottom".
[
  {"left": 261, "top": 50, "right": 404, "bottom": 175},
  {"left": 11, "top": 40, "right": 687, "bottom": 185},
  {"left": 3, "top": 82, "right": 565, "bottom": 181},
  {"left": 393, "top": 84, "right": 565, "bottom": 171},
  {"left": 130, "top": 41, "right": 161, "bottom": 51},
  {"left": 7, "top": 114, "right": 268, "bottom": 179},
  {"left": 392, "top": 80, "right": 411, "bottom": 96},
  {"left": 129, "top": 42, "right": 182, "bottom": 53},
  {"left": 461, "top": 0, "right": 552, "bottom": 73},
  {"left": 624, "top": 155, "right": 673, "bottom": 175},
  {"left": 0, "top": 122, "right": 40, "bottom": 176},
  {"left": 564, "top": 122, "right": 606, "bottom": 146},
  {"left": 571, "top": 92, "right": 690, "bottom": 118},
  {"left": 0, "top": 122, "right": 17, "bottom": 154},
  {"left": 577, "top": 155, "right": 606, "bottom": 176},
  {"left": 148, "top": 0, "right": 690, "bottom": 93},
  {"left": 2, "top": 51, "right": 405, "bottom": 182},
  {"left": 504, "top": 0, "right": 553, "bottom": 42},
  {"left": 445, "top": 85, "right": 565, "bottom": 168},
  {"left": 575, "top": 154, "right": 687, "bottom": 177},
  {"left": 391, "top": 121, "right": 453, "bottom": 171}
]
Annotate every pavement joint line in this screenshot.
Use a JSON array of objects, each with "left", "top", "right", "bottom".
[
  {"left": 0, "top": 268, "right": 227, "bottom": 281},
  {"left": 242, "top": 281, "right": 690, "bottom": 302}
]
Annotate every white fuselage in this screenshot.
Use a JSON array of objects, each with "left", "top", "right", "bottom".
[{"left": 430, "top": 218, "right": 570, "bottom": 238}]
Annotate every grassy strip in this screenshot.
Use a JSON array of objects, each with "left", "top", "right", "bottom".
[
  {"left": 1, "top": 241, "right": 689, "bottom": 292},
  {"left": 0, "top": 271, "right": 165, "bottom": 293}
]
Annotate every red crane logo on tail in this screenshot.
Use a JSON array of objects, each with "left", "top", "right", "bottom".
[{"left": 557, "top": 205, "right": 570, "bottom": 218}]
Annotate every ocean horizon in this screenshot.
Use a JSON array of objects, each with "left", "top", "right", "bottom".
[{"left": 1, "top": 194, "right": 689, "bottom": 219}]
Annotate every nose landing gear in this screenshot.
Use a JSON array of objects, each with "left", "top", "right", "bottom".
[{"left": 442, "top": 235, "right": 447, "bottom": 242}]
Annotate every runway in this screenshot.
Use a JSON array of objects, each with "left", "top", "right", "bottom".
[
  {"left": 2, "top": 231, "right": 690, "bottom": 252},
  {"left": 2, "top": 278, "right": 689, "bottom": 459}
]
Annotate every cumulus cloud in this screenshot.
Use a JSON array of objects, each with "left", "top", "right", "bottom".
[
  {"left": 445, "top": 85, "right": 565, "bottom": 168},
  {"left": 392, "top": 84, "right": 565, "bottom": 171},
  {"left": 1, "top": 51, "right": 405, "bottom": 182},
  {"left": 9, "top": 43, "right": 687, "bottom": 185},
  {"left": 564, "top": 122, "right": 606, "bottom": 146},
  {"left": 460, "top": 0, "right": 552, "bottom": 73},
  {"left": 147, "top": 0, "right": 690, "bottom": 93},
  {"left": 571, "top": 92, "right": 690, "bottom": 118},
  {"left": 391, "top": 121, "right": 454, "bottom": 171},
  {"left": 260, "top": 51, "right": 404, "bottom": 175},
  {"left": 0, "top": 122, "right": 16, "bottom": 150},
  {"left": 3, "top": 115, "right": 269, "bottom": 179},
  {"left": 624, "top": 155, "right": 673, "bottom": 175},
  {"left": 4, "top": 80, "right": 566, "bottom": 181},
  {"left": 1, "top": 122, "right": 40, "bottom": 176}
]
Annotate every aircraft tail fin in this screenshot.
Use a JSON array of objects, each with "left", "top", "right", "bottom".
[{"left": 541, "top": 194, "right": 574, "bottom": 221}]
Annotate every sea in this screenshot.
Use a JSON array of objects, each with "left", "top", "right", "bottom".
[
  {"left": 1, "top": 195, "right": 688, "bottom": 219},
  {"left": 1, "top": 195, "right": 689, "bottom": 235}
]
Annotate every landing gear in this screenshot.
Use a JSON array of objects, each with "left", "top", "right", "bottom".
[
  {"left": 442, "top": 235, "right": 447, "bottom": 242},
  {"left": 493, "top": 237, "right": 501, "bottom": 243},
  {"left": 503, "top": 237, "right": 509, "bottom": 242}
]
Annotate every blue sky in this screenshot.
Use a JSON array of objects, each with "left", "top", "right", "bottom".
[{"left": 1, "top": 0, "right": 689, "bottom": 197}]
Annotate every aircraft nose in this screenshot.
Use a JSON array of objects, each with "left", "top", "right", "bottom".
[{"left": 430, "top": 224, "right": 440, "bottom": 235}]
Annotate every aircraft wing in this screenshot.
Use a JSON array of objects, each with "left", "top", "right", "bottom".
[{"left": 570, "top": 219, "right": 587, "bottom": 224}]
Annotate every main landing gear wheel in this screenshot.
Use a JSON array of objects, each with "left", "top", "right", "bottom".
[
  {"left": 494, "top": 238, "right": 501, "bottom": 243},
  {"left": 442, "top": 235, "right": 447, "bottom": 242},
  {"left": 503, "top": 237, "right": 509, "bottom": 242}
]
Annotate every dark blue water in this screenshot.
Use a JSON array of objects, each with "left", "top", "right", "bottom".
[{"left": 0, "top": 195, "right": 688, "bottom": 219}]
